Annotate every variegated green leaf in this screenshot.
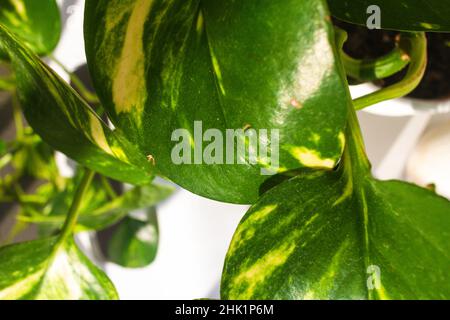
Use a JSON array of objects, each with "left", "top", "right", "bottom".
[
  {"left": 328, "top": 0, "right": 450, "bottom": 32},
  {"left": 107, "top": 207, "right": 159, "bottom": 268},
  {"left": 0, "top": 0, "right": 61, "bottom": 56},
  {"left": 221, "top": 115, "right": 450, "bottom": 300},
  {"left": 0, "top": 236, "right": 118, "bottom": 300},
  {"left": 0, "top": 25, "right": 154, "bottom": 185},
  {"left": 84, "top": 0, "right": 349, "bottom": 204}
]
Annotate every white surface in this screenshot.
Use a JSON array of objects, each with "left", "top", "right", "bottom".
[
  {"left": 406, "top": 121, "right": 450, "bottom": 199},
  {"left": 53, "top": 0, "right": 86, "bottom": 72},
  {"left": 374, "top": 113, "right": 431, "bottom": 180}
]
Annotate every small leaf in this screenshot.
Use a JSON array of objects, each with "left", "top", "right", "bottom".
[
  {"left": 0, "top": 236, "right": 118, "bottom": 300},
  {"left": 107, "top": 208, "right": 159, "bottom": 268},
  {"left": 40, "top": 172, "right": 110, "bottom": 222},
  {"left": 78, "top": 183, "right": 173, "bottom": 231},
  {"left": 0, "top": 25, "right": 154, "bottom": 185},
  {"left": 19, "top": 182, "right": 174, "bottom": 232},
  {"left": 22, "top": 172, "right": 111, "bottom": 237},
  {"left": 328, "top": 0, "right": 450, "bottom": 32},
  {"left": 84, "top": 0, "right": 349, "bottom": 204},
  {"left": 0, "top": 0, "right": 61, "bottom": 56}
]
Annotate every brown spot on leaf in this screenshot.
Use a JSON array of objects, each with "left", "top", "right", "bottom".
[
  {"left": 146, "top": 155, "right": 156, "bottom": 165},
  {"left": 290, "top": 98, "right": 302, "bottom": 109}
]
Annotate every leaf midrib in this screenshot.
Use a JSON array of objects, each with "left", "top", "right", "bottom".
[{"left": 198, "top": 4, "right": 229, "bottom": 129}]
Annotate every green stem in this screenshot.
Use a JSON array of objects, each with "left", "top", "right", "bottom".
[
  {"left": 334, "top": 26, "right": 371, "bottom": 173},
  {"left": 345, "top": 104, "right": 371, "bottom": 174},
  {"left": 69, "top": 72, "right": 100, "bottom": 104},
  {"left": 12, "top": 91, "right": 24, "bottom": 139},
  {"left": 1, "top": 220, "right": 28, "bottom": 246},
  {"left": 13, "top": 182, "right": 24, "bottom": 198},
  {"left": 0, "top": 61, "right": 15, "bottom": 91},
  {"left": 353, "top": 32, "right": 427, "bottom": 111},
  {"left": 100, "top": 175, "right": 117, "bottom": 200},
  {"left": 0, "top": 196, "right": 14, "bottom": 203},
  {"left": 0, "top": 194, "right": 47, "bottom": 205},
  {"left": 57, "top": 169, "right": 95, "bottom": 242},
  {"left": 341, "top": 44, "right": 410, "bottom": 82},
  {"left": 0, "top": 153, "right": 12, "bottom": 170},
  {"left": 0, "top": 75, "right": 15, "bottom": 91},
  {"left": 18, "top": 194, "right": 49, "bottom": 205},
  {"left": 49, "top": 56, "right": 100, "bottom": 104}
]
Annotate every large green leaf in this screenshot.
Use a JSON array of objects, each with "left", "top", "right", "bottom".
[
  {"left": 0, "top": 236, "right": 118, "bottom": 300},
  {"left": 328, "top": 0, "right": 450, "bottom": 32},
  {"left": 107, "top": 208, "right": 159, "bottom": 268},
  {"left": 0, "top": 0, "right": 61, "bottom": 56},
  {"left": 221, "top": 114, "right": 450, "bottom": 300},
  {"left": 84, "top": 0, "right": 349, "bottom": 204},
  {"left": 0, "top": 25, "right": 154, "bottom": 185}
]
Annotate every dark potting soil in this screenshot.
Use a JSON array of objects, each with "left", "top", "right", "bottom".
[{"left": 334, "top": 19, "right": 450, "bottom": 100}]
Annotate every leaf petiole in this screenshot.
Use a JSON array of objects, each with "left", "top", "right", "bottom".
[
  {"left": 1, "top": 220, "right": 28, "bottom": 246},
  {"left": 68, "top": 72, "right": 100, "bottom": 105},
  {"left": 340, "top": 41, "right": 410, "bottom": 82},
  {"left": 345, "top": 104, "right": 371, "bottom": 175},
  {"left": 334, "top": 27, "right": 371, "bottom": 174},
  {"left": 57, "top": 169, "right": 95, "bottom": 243},
  {"left": 100, "top": 175, "right": 117, "bottom": 200},
  {"left": 0, "top": 153, "right": 12, "bottom": 170},
  {"left": 12, "top": 91, "right": 24, "bottom": 139},
  {"left": 353, "top": 32, "right": 427, "bottom": 110}
]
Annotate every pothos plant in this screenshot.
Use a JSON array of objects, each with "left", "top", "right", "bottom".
[
  {"left": 0, "top": 0, "right": 449, "bottom": 300},
  {"left": 0, "top": 0, "right": 173, "bottom": 299}
]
